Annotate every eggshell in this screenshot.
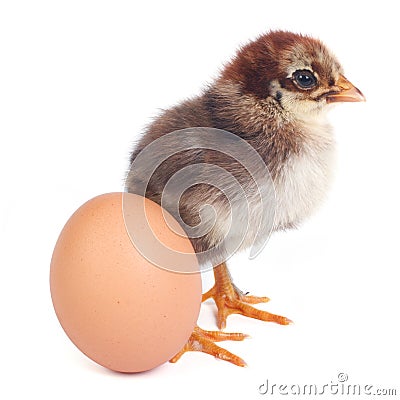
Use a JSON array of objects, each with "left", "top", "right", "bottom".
[{"left": 50, "top": 192, "right": 201, "bottom": 373}]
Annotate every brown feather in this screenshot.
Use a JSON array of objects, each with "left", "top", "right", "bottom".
[{"left": 126, "top": 30, "right": 343, "bottom": 265}]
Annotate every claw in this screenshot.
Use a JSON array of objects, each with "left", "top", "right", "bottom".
[
  {"left": 170, "top": 326, "right": 248, "bottom": 367},
  {"left": 205, "top": 262, "right": 292, "bottom": 329}
]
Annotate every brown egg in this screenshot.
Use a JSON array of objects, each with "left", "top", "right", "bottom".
[{"left": 50, "top": 192, "right": 201, "bottom": 373}]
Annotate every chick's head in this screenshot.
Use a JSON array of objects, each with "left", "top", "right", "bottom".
[{"left": 221, "top": 31, "right": 365, "bottom": 120}]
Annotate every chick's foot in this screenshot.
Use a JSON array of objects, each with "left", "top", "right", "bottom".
[
  {"left": 169, "top": 325, "right": 248, "bottom": 367},
  {"left": 203, "top": 262, "right": 293, "bottom": 329}
]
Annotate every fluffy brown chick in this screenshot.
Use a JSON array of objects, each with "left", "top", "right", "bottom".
[{"left": 126, "top": 30, "right": 364, "bottom": 366}]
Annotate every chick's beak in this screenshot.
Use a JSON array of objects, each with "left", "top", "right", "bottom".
[{"left": 326, "top": 75, "right": 366, "bottom": 103}]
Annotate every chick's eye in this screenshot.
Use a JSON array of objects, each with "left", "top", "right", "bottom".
[{"left": 292, "top": 70, "right": 317, "bottom": 89}]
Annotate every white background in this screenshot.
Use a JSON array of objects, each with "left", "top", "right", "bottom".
[{"left": 1, "top": 1, "right": 399, "bottom": 399}]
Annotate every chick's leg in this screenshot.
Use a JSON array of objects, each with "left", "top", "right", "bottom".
[
  {"left": 170, "top": 325, "right": 248, "bottom": 367},
  {"left": 203, "top": 262, "right": 292, "bottom": 329}
]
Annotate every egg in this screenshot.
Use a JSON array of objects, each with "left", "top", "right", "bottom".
[{"left": 50, "top": 192, "right": 201, "bottom": 373}]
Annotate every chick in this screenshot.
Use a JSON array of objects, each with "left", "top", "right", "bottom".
[{"left": 126, "top": 30, "right": 365, "bottom": 366}]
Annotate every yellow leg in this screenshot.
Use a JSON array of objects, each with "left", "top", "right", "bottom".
[
  {"left": 170, "top": 325, "right": 248, "bottom": 367},
  {"left": 203, "top": 262, "right": 292, "bottom": 329}
]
